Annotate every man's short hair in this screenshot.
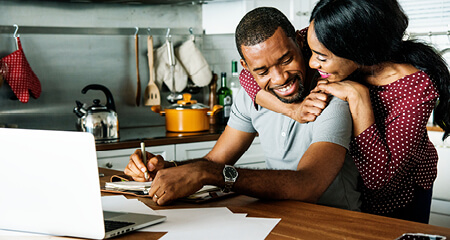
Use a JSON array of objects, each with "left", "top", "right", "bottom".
[{"left": 235, "top": 7, "right": 296, "bottom": 61}]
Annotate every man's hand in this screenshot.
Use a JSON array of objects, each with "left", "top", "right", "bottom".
[
  {"left": 284, "top": 90, "right": 329, "bottom": 123},
  {"left": 124, "top": 149, "right": 165, "bottom": 182},
  {"left": 147, "top": 161, "right": 218, "bottom": 205}
]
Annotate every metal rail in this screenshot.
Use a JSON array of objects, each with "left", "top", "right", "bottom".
[
  {"left": 408, "top": 30, "right": 450, "bottom": 38},
  {"left": 0, "top": 25, "right": 202, "bottom": 36}
]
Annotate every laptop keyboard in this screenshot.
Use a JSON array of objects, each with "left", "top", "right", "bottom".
[{"left": 104, "top": 220, "right": 134, "bottom": 232}]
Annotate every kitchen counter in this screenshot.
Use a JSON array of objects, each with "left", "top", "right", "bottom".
[
  {"left": 96, "top": 124, "right": 226, "bottom": 151},
  {"left": 428, "top": 125, "right": 445, "bottom": 132},
  {"left": 98, "top": 168, "right": 450, "bottom": 240},
  {"left": 96, "top": 125, "right": 443, "bottom": 151}
]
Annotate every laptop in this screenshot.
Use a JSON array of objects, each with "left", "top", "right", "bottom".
[{"left": 0, "top": 128, "right": 166, "bottom": 239}]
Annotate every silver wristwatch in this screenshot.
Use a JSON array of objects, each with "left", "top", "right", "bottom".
[{"left": 222, "top": 165, "right": 238, "bottom": 193}]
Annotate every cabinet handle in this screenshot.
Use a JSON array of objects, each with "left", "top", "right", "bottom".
[{"left": 106, "top": 162, "right": 113, "bottom": 168}]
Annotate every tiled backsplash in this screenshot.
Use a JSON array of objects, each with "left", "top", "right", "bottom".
[{"left": 0, "top": 0, "right": 239, "bottom": 130}]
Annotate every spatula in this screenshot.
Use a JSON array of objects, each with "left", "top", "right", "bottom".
[
  {"left": 135, "top": 31, "right": 141, "bottom": 106},
  {"left": 144, "top": 35, "right": 160, "bottom": 106}
]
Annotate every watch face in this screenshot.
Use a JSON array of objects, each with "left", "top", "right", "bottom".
[{"left": 224, "top": 166, "right": 237, "bottom": 179}]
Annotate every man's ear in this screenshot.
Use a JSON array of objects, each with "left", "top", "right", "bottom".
[{"left": 240, "top": 59, "right": 249, "bottom": 71}]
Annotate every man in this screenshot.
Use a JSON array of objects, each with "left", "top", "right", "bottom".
[{"left": 125, "top": 7, "right": 361, "bottom": 210}]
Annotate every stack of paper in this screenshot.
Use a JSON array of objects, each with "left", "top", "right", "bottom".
[
  {"left": 105, "top": 181, "right": 152, "bottom": 190},
  {"left": 102, "top": 195, "right": 280, "bottom": 240},
  {"left": 105, "top": 181, "right": 153, "bottom": 194}
]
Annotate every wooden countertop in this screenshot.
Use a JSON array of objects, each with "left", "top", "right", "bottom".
[
  {"left": 99, "top": 168, "right": 450, "bottom": 240},
  {"left": 96, "top": 125, "right": 225, "bottom": 151},
  {"left": 427, "top": 125, "right": 444, "bottom": 132},
  {"left": 96, "top": 125, "right": 443, "bottom": 151}
]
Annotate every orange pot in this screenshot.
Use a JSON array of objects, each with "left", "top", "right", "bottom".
[{"left": 151, "top": 93, "right": 223, "bottom": 132}]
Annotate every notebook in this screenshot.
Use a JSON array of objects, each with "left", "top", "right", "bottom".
[{"left": 0, "top": 128, "right": 166, "bottom": 239}]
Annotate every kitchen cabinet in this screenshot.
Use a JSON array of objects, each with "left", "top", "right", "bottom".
[
  {"left": 202, "top": 0, "right": 314, "bottom": 34},
  {"left": 97, "top": 145, "right": 175, "bottom": 171},
  {"left": 96, "top": 137, "right": 264, "bottom": 171},
  {"left": 428, "top": 130, "right": 450, "bottom": 228},
  {"left": 176, "top": 137, "right": 265, "bottom": 168}
]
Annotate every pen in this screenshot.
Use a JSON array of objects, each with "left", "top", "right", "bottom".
[{"left": 140, "top": 141, "right": 149, "bottom": 180}]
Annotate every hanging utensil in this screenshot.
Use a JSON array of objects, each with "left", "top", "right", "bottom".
[
  {"left": 134, "top": 27, "right": 141, "bottom": 106},
  {"left": 166, "top": 33, "right": 176, "bottom": 102},
  {"left": 165, "top": 29, "right": 183, "bottom": 103},
  {"left": 144, "top": 30, "right": 161, "bottom": 106}
]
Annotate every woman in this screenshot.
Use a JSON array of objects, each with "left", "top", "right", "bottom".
[{"left": 239, "top": 0, "right": 450, "bottom": 223}]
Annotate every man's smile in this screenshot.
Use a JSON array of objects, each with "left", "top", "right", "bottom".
[
  {"left": 270, "top": 74, "right": 300, "bottom": 97},
  {"left": 275, "top": 81, "right": 294, "bottom": 93}
]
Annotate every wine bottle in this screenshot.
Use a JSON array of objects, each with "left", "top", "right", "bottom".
[
  {"left": 229, "top": 60, "right": 241, "bottom": 101},
  {"left": 217, "top": 72, "right": 233, "bottom": 125}
]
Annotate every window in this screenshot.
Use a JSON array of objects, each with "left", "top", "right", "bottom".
[{"left": 399, "top": 0, "right": 450, "bottom": 33}]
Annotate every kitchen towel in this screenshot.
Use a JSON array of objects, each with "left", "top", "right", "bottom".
[
  {"left": 175, "top": 39, "right": 212, "bottom": 87},
  {"left": 0, "top": 61, "right": 7, "bottom": 87},
  {"left": 154, "top": 42, "right": 188, "bottom": 92},
  {"left": 1, "top": 37, "right": 41, "bottom": 103}
]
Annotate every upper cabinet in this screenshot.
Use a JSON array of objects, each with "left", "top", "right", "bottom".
[
  {"left": 202, "top": 0, "right": 316, "bottom": 34},
  {"left": 12, "top": 0, "right": 234, "bottom": 5}
]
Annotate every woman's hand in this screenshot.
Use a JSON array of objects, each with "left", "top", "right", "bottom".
[
  {"left": 315, "top": 79, "right": 361, "bottom": 102},
  {"left": 316, "top": 80, "right": 375, "bottom": 136}
]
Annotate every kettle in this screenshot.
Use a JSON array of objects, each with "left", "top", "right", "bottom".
[{"left": 73, "top": 84, "right": 119, "bottom": 141}]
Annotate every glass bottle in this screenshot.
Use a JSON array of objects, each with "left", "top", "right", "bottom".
[
  {"left": 229, "top": 60, "right": 241, "bottom": 101},
  {"left": 217, "top": 72, "right": 233, "bottom": 125}
]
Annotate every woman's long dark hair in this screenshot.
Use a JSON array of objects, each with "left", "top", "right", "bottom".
[{"left": 311, "top": 0, "right": 450, "bottom": 139}]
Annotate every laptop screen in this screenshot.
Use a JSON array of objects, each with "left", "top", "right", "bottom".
[{"left": 0, "top": 128, "right": 106, "bottom": 239}]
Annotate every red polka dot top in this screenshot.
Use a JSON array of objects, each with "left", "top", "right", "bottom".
[
  {"left": 351, "top": 70, "right": 438, "bottom": 215},
  {"left": 238, "top": 28, "right": 439, "bottom": 215}
]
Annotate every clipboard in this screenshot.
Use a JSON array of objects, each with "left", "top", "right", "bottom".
[{"left": 101, "top": 174, "right": 236, "bottom": 202}]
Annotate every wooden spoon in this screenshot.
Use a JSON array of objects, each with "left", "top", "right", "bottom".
[
  {"left": 144, "top": 35, "right": 161, "bottom": 106},
  {"left": 135, "top": 33, "right": 141, "bottom": 106}
]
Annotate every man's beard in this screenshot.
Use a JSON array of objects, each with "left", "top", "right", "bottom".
[{"left": 270, "top": 74, "right": 305, "bottom": 104}]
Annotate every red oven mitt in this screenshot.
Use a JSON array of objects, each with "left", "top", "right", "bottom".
[{"left": 1, "top": 37, "right": 41, "bottom": 103}]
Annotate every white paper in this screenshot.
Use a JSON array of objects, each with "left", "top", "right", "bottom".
[
  {"left": 141, "top": 207, "right": 280, "bottom": 240},
  {"left": 143, "top": 207, "right": 237, "bottom": 232},
  {"left": 158, "top": 215, "right": 280, "bottom": 240}
]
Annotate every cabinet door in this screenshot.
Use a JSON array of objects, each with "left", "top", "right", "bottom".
[
  {"left": 97, "top": 145, "right": 175, "bottom": 171},
  {"left": 175, "top": 137, "right": 266, "bottom": 169},
  {"left": 428, "top": 131, "right": 450, "bottom": 200},
  {"left": 235, "top": 137, "right": 266, "bottom": 169},
  {"left": 427, "top": 130, "right": 450, "bottom": 228},
  {"left": 202, "top": 0, "right": 316, "bottom": 34},
  {"left": 175, "top": 141, "right": 216, "bottom": 161}
]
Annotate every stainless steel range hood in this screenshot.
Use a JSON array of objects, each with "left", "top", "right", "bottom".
[
  {"left": 11, "top": 0, "right": 237, "bottom": 4},
  {"left": 59, "top": 0, "right": 211, "bottom": 4}
]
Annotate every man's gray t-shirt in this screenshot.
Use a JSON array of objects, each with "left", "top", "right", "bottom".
[{"left": 228, "top": 89, "right": 361, "bottom": 211}]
